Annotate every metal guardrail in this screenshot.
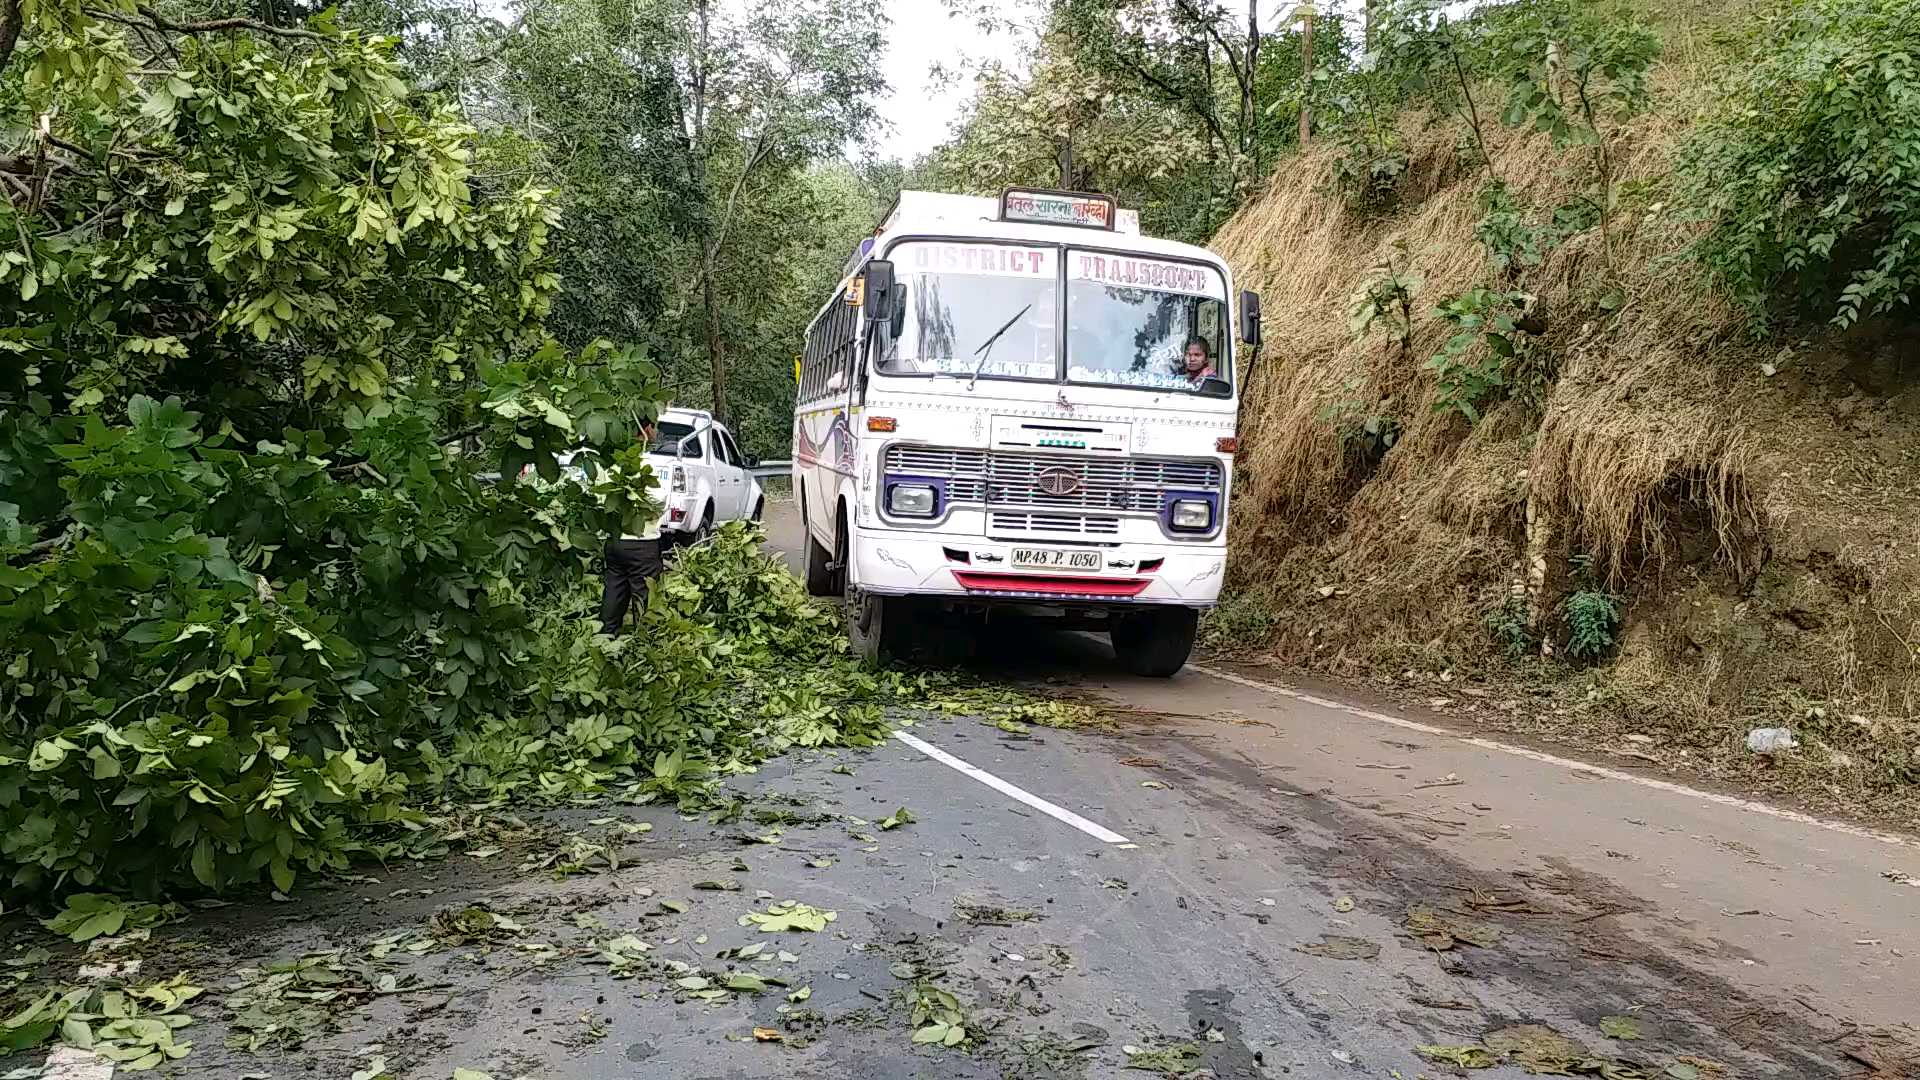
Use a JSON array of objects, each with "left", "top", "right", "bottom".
[{"left": 480, "top": 461, "right": 792, "bottom": 484}]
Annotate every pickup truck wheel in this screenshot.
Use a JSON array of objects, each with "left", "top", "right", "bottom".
[
  {"left": 1110, "top": 607, "right": 1199, "bottom": 678},
  {"left": 692, "top": 503, "right": 714, "bottom": 544}
]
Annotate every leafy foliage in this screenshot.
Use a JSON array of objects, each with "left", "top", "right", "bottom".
[
  {"left": 918, "top": 27, "right": 1214, "bottom": 241},
  {"left": 1482, "top": 0, "right": 1659, "bottom": 148},
  {"left": 907, "top": 981, "right": 969, "bottom": 1048},
  {"left": 40, "top": 894, "right": 181, "bottom": 942},
  {"left": 0, "top": 7, "right": 896, "bottom": 900},
  {"left": 0, "top": 974, "right": 202, "bottom": 1066},
  {"left": 1347, "top": 253, "right": 1423, "bottom": 357},
  {"left": 1425, "top": 287, "right": 1544, "bottom": 422},
  {"left": 1484, "top": 592, "right": 1537, "bottom": 660},
  {"left": 1561, "top": 588, "right": 1622, "bottom": 660},
  {"left": 1679, "top": 0, "right": 1920, "bottom": 329}
]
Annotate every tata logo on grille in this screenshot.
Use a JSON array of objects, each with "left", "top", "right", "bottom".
[{"left": 1035, "top": 466, "right": 1082, "bottom": 497}]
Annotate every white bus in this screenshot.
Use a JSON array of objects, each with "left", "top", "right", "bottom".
[{"left": 792, "top": 188, "right": 1261, "bottom": 676}]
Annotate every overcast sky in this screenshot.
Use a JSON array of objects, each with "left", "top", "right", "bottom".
[
  {"left": 873, "top": 0, "right": 1021, "bottom": 163},
  {"left": 869, "top": 0, "right": 1389, "bottom": 164}
]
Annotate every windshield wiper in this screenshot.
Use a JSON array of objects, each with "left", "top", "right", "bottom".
[{"left": 968, "top": 303, "right": 1032, "bottom": 391}]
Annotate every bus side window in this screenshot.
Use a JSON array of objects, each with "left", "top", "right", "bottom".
[{"left": 1196, "top": 299, "right": 1226, "bottom": 376}]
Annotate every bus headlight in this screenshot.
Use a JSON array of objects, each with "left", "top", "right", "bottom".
[
  {"left": 888, "top": 483, "right": 937, "bottom": 518},
  {"left": 1170, "top": 499, "right": 1212, "bottom": 531}
]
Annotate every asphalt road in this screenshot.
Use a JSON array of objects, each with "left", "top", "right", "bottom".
[
  {"left": 16, "top": 503, "right": 1911, "bottom": 1080},
  {"left": 751, "top": 497, "right": 1919, "bottom": 1075}
]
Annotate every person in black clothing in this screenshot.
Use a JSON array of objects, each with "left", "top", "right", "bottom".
[{"left": 598, "top": 421, "right": 665, "bottom": 637}]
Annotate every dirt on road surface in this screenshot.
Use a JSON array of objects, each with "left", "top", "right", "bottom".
[{"left": 5, "top": 500, "right": 1913, "bottom": 1080}]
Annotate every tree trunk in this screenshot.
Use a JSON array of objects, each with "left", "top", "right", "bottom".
[
  {"left": 702, "top": 261, "right": 728, "bottom": 422},
  {"left": 688, "top": 0, "right": 727, "bottom": 421},
  {"left": 1244, "top": 0, "right": 1260, "bottom": 168},
  {"left": 1524, "top": 493, "right": 1571, "bottom": 655},
  {"left": 1298, "top": 6, "right": 1313, "bottom": 146},
  {"left": 0, "top": 0, "right": 24, "bottom": 79}
]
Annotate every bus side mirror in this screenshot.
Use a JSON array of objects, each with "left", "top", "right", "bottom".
[
  {"left": 1239, "top": 289, "right": 1263, "bottom": 347},
  {"left": 863, "top": 260, "right": 896, "bottom": 323},
  {"left": 889, "top": 283, "right": 906, "bottom": 338}
]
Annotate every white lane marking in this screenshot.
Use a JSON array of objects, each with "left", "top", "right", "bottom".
[
  {"left": 893, "top": 730, "right": 1130, "bottom": 844},
  {"left": 1188, "top": 663, "right": 1915, "bottom": 851},
  {"left": 43, "top": 1045, "right": 114, "bottom": 1080}
]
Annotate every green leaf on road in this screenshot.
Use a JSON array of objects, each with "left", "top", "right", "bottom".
[
  {"left": 1600, "top": 1015, "right": 1643, "bottom": 1040},
  {"left": 1122, "top": 1042, "right": 1202, "bottom": 1072},
  {"left": 879, "top": 807, "right": 915, "bottom": 830},
  {"left": 739, "top": 902, "right": 835, "bottom": 933},
  {"left": 1416, "top": 1044, "right": 1497, "bottom": 1068}
]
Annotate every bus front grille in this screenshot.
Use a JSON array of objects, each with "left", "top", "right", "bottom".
[
  {"left": 988, "top": 512, "right": 1122, "bottom": 537},
  {"left": 882, "top": 445, "right": 1222, "bottom": 517}
]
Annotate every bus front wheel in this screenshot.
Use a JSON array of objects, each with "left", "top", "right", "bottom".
[
  {"left": 1110, "top": 607, "right": 1199, "bottom": 678},
  {"left": 841, "top": 532, "right": 909, "bottom": 665},
  {"left": 845, "top": 587, "right": 902, "bottom": 666}
]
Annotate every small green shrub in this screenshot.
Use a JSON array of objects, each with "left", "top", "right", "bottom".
[
  {"left": 1483, "top": 593, "right": 1537, "bottom": 659},
  {"left": 1561, "top": 589, "right": 1622, "bottom": 660},
  {"left": 1679, "top": 0, "right": 1920, "bottom": 329},
  {"left": 1474, "top": 183, "right": 1548, "bottom": 272},
  {"left": 1199, "top": 587, "right": 1286, "bottom": 654},
  {"left": 1319, "top": 383, "right": 1401, "bottom": 469},
  {"left": 1329, "top": 131, "right": 1411, "bottom": 214},
  {"left": 1426, "top": 286, "right": 1547, "bottom": 422},
  {"left": 1347, "top": 253, "right": 1423, "bottom": 357}
]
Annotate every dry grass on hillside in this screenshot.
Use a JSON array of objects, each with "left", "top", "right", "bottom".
[{"left": 1210, "top": 52, "right": 1920, "bottom": 817}]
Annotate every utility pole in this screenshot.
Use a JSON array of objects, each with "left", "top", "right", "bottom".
[{"left": 1298, "top": 3, "right": 1314, "bottom": 146}]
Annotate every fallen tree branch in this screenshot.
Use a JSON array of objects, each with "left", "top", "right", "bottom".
[
  {"left": 84, "top": 5, "right": 323, "bottom": 41},
  {"left": 133, "top": 5, "right": 322, "bottom": 39},
  {"left": 325, "top": 424, "right": 489, "bottom": 475}
]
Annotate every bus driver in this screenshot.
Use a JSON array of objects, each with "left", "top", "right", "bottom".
[{"left": 1179, "top": 336, "right": 1216, "bottom": 385}]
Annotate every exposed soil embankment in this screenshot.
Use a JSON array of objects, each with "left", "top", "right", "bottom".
[{"left": 1210, "top": 63, "right": 1920, "bottom": 824}]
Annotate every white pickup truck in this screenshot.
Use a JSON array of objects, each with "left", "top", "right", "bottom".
[{"left": 553, "top": 408, "right": 766, "bottom": 542}]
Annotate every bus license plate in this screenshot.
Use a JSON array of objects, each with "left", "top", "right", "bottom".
[{"left": 1012, "top": 548, "right": 1103, "bottom": 572}]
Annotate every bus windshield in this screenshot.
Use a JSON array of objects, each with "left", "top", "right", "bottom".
[
  {"left": 873, "top": 240, "right": 1229, "bottom": 394},
  {"left": 1066, "top": 252, "right": 1229, "bottom": 393},
  {"left": 878, "top": 242, "right": 1056, "bottom": 381}
]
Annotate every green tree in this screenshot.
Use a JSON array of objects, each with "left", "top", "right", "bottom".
[
  {"left": 0, "top": 1, "right": 660, "bottom": 895},
  {"left": 670, "top": 0, "right": 888, "bottom": 424},
  {"left": 495, "top": 0, "right": 701, "bottom": 352},
  {"left": 1679, "top": 0, "right": 1920, "bottom": 330}
]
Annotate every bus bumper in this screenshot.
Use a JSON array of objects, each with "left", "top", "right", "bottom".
[{"left": 847, "top": 528, "right": 1225, "bottom": 606}]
